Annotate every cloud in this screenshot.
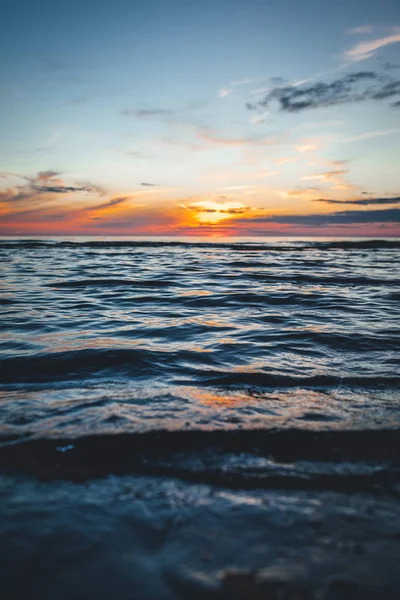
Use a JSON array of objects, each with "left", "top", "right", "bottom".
[
  {"left": 300, "top": 169, "right": 353, "bottom": 190},
  {"left": 121, "top": 108, "right": 174, "bottom": 118},
  {"left": 250, "top": 111, "right": 269, "bottom": 124},
  {"left": 346, "top": 26, "right": 374, "bottom": 35},
  {"left": 247, "top": 71, "right": 400, "bottom": 114},
  {"left": 182, "top": 200, "right": 254, "bottom": 222},
  {"left": 141, "top": 182, "right": 159, "bottom": 187},
  {"left": 231, "top": 76, "right": 285, "bottom": 87},
  {"left": 231, "top": 77, "right": 265, "bottom": 86},
  {"left": 314, "top": 195, "right": 400, "bottom": 206},
  {"left": 302, "top": 169, "right": 347, "bottom": 182},
  {"left": 0, "top": 170, "right": 104, "bottom": 205},
  {"left": 237, "top": 208, "right": 400, "bottom": 226},
  {"left": 194, "top": 206, "right": 250, "bottom": 215},
  {"left": 384, "top": 62, "right": 400, "bottom": 71},
  {"left": 36, "top": 170, "right": 61, "bottom": 181},
  {"left": 86, "top": 196, "right": 129, "bottom": 211},
  {"left": 33, "top": 185, "right": 92, "bottom": 194},
  {"left": 218, "top": 88, "right": 233, "bottom": 98},
  {"left": 0, "top": 189, "right": 36, "bottom": 204},
  {"left": 340, "top": 126, "right": 400, "bottom": 142},
  {"left": 296, "top": 143, "right": 319, "bottom": 152},
  {"left": 345, "top": 32, "right": 400, "bottom": 62},
  {"left": 194, "top": 126, "right": 280, "bottom": 148}
]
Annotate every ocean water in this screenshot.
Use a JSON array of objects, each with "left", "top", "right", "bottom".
[
  {"left": 0, "top": 237, "right": 399, "bottom": 486},
  {"left": 1, "top": 237, "right": 400, "bottom": 599}
]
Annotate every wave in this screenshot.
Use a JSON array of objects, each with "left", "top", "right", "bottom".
[
  {"left": 0, "top": 348, "right": 398, "bottom": 387},
  {"left": 46, "top": 278, "right": 179, "bottom": 289},
  {"left": 244, "top": 273, "right": 399, "bottom": 286},
  {"left": 0, "top": 428, "right": 398, "bottom": 490},
  {"left": 43, "top": 275, "right": 400, "bottom": 289}
]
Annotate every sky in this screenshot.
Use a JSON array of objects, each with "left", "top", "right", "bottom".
[{"left": 0, "top": 0, "right": 399, "bottom": 237}]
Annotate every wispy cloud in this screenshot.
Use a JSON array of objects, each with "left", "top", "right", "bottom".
[
  {"left": 121, "top": 108, "right": 174, "bottom": 118},
  {"left": 340, "top": 126, "right": 400, "bottom": 142},
  {"left": 302, "top": 169, "right": 350, "bottom": 188},
  {"left": 184, "top": 124, "right": 281, "bottom": 150},
  {"left": 86, "top": 196, "right": 130, "bottom": 211},
  {"left": 314, "top": 195, "right": 400, "bottom": 206},
  {"left": 346, "top": 25, "right": 374, "bottom": 35},
  {"left": 345, "top": 31, "right": 400, "bottom": 62},
  {"left": 295, "top": 143, "right": 319, "bottom": 152},
  {"left": 231, "top": 77, "right": 265, "bottom": 86},
  {"left": 218, "top": 88, "right": 233, "bottom": 98},
  {"left": 250, "top": 111, "right": 269, "bottom": 124}
]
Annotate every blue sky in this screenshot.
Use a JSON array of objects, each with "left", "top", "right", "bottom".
[{"left": 0, "top": 0, "right": 399, "bottom": 235}]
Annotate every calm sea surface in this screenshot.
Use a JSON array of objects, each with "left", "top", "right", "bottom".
[{"left": 0, "top": 237, "right": 399, "bottom": 446}]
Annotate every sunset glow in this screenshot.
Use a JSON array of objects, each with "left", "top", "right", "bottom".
[{"left": 0, "top": 1, "right": 399, "bottom": 237}]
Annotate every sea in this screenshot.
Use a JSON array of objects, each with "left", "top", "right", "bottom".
[{"left": 0, "top": 237, "right": 399, "bottom": 599}]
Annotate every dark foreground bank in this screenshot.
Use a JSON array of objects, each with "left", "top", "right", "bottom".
[{"left": 1, "top": 428, "right": 399, "bottom": 600}]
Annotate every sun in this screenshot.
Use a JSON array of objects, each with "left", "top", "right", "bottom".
[{"left": 182, "top": 199, "right": 250, "bottom": 224}]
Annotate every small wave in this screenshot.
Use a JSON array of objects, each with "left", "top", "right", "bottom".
[
  {"left": 46, "top": 278, "right": 178, "bottom": 289},
  {"left": 245, "top": 273, "right": 399, "bottom": 287},
  {"left": 0, "top": 348, "right": 159, "bottom": 383},
  {"left": 193, "top": 371, "right": 400, "bottom": 389},
  {"left": 182, "top": 291, "right": 350, "bottom": 308},
  {"left": 0, "top": 348, "right": 398, "bottom": 388},
  {"left": 0, "top": 298, "right": 18, "bottom": 305}
]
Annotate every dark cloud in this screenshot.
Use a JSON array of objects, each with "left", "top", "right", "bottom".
[
  {"left": 141, "top": 182, "right": 159, "bottom": 187},
  {"left": 187, "top": 205, "right": 252, "bottom": 215},
  {"left": 203, "top": 207, "right": 251, "bottom": 214},
  {"left": 238, "top": 208, "right": 400, "bottom": 226},
  {"left": 384, "top": 62, "right": 400, "bottom": 71},
  {"left": 0, "top": 170, "right": 105, "bottom": 204},
  {"left": 247, "top": 71, "right": 400, "bottom": 114},
  {"left": 371, "top": 79, "right": 400, "bottom": 100},
  {"left": 33, "top": 185, "right": 92, "bottom": 194},
  {"left": 314, "top": 196, "right": 400, "bottom": 206}
]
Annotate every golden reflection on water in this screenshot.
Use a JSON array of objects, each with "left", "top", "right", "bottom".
[
  {"left": 186, "top": 315, "right": 236, "bottom": 328},
  {"left": 185, "top": 386, "right": 247, "bottom": 406},
  {"left": 187, "top": 345, "right": 212, "bottom": 353},
  {"left": 179, "top": 289, "right": 211, "bottom": 296}
]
